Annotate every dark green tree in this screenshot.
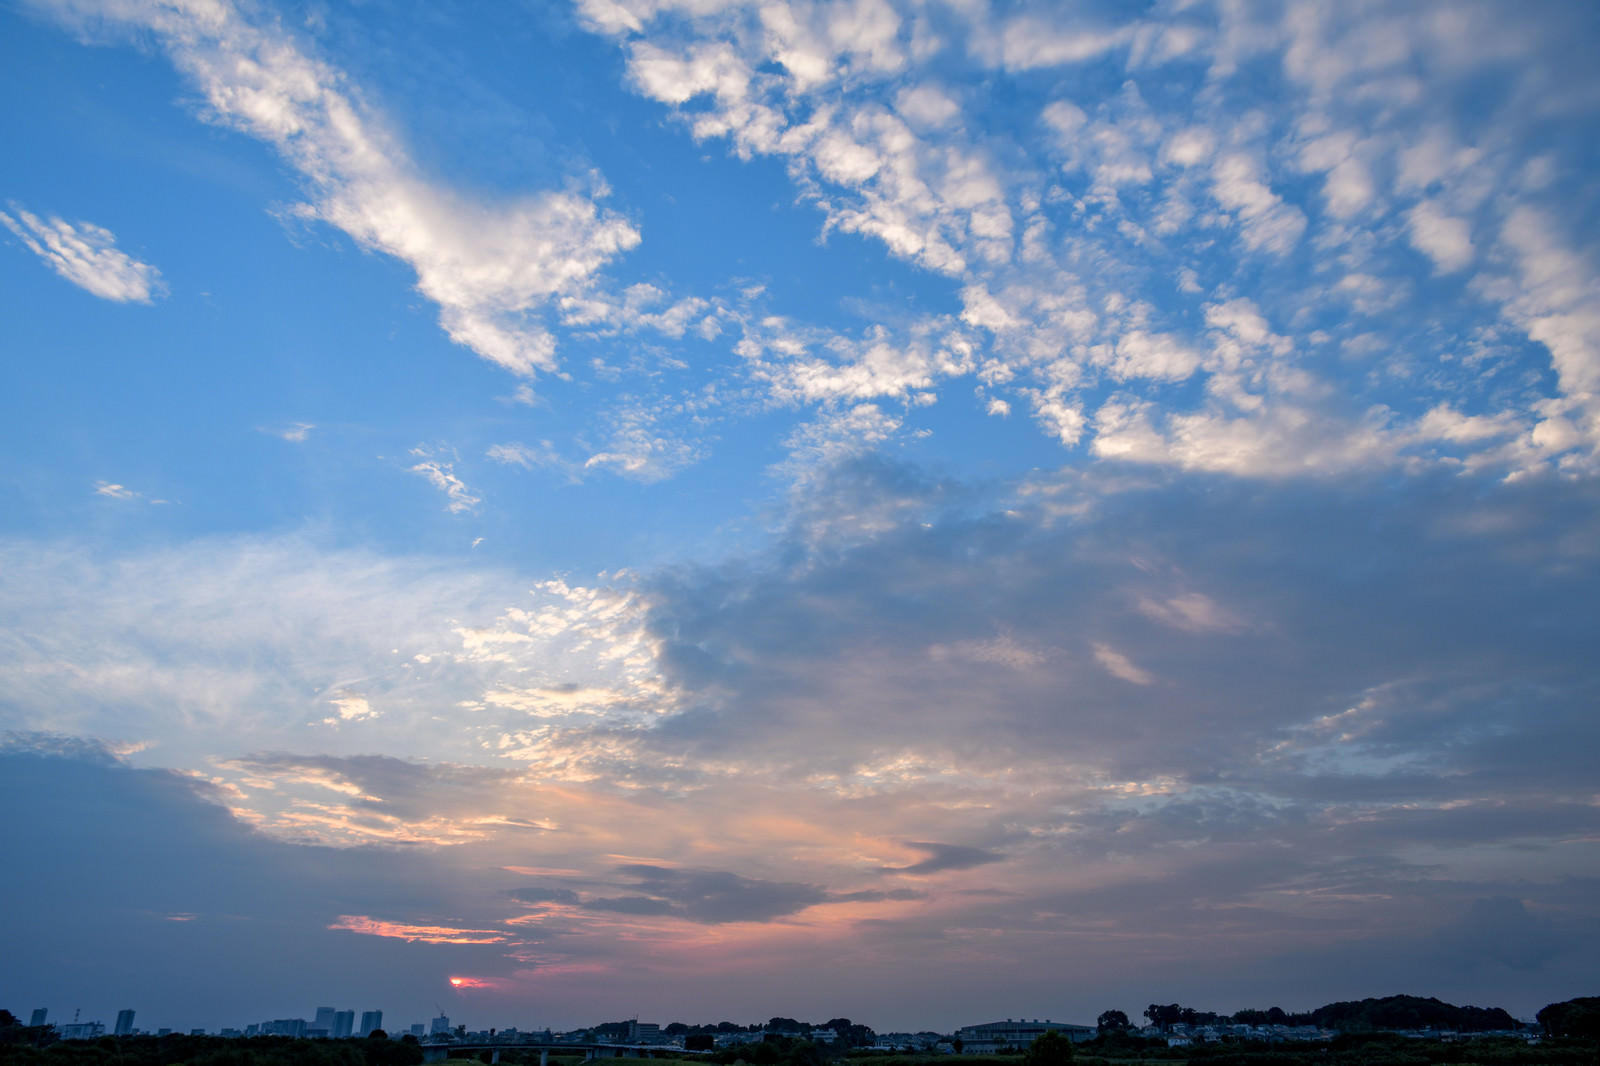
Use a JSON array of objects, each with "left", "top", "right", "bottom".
[
  {"left": 1096, "top": 1012, "right": 1130, "bottom": 1033},
  {"left": 1021, "top": 1030, "right": 1073, "bottom": 1066},
  {"left": 1538, "top": 998, "right": 1600, "bottom": 1039},
  {"left": 1144, "top": 1006, "right": 1181, "bottom": 1033}
]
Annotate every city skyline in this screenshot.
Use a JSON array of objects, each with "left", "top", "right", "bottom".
[{"left": 3, "top": 0, "right": 1598, "bottom": 1036}]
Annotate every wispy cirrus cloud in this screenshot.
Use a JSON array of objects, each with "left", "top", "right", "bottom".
[
  {"left": 408, "top": 446, "right": 481, "bottom": 513},
  {"left": 35, "top": 0, "right": 636, "bottom": 376},
  {"left": 2, "top": 204, "right": 164, "bottom": 302}
]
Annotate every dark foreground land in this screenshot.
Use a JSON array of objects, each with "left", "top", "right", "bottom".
[
  {"left": 3, "top": 999, "right": 1596, "bottom": 1066},
  {"left": 1, "top": 1034, "right": 1598, "bottom": 1066}
]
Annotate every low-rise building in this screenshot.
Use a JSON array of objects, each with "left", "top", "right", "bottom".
[{"left": 955, "top": 1019, "right": 1095, "bottom": 1053}]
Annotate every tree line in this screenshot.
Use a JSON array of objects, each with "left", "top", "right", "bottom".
[{"left": 1132, "top": 995, "right": 1522, "bottom": 1034}]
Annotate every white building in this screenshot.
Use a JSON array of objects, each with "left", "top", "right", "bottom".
[{"left": 955, "top": 1019, "right": 1095, "bottom": 1053}]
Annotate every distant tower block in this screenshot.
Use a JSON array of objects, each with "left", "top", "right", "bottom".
[
  {"left": 115, "top": 1010, "right": 136, "bottom": 1037},
  {"left": 333, "top": 1011, "right": 354, "bottom": 1039},
  {"left": 359, "top": 1012, "right": 383, "bottom": 1038},
  {"left": 29, "top": 1010, "right": 47, "bottom": 1028}
]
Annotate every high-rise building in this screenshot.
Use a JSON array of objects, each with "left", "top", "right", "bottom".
[
  {"left": 115, "top": 1010, "right": 136, "bottom": 1037},
  {"left": 312, "top": 1008, "right": 337, "bottom": 1037},
  {"left": 28, "top": 1010, "right": 47, "bottom": 1028},
  {"left": 359, "top": 1012, "right": 383, "bottom": 1038},
  {"left": 429, "top": 1015, "right": 451, "bottom": 1036},
  {"left": 409, "top": 1025, "right": 425, "bottom": 1039},
  {"left": 333, "top": 1012, "right": 354, "bottom": 1039}
]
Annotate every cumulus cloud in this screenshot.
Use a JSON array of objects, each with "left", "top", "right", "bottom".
[
  {"left": 565, "top": 0, "right": 1600, "bottom": 479},
  {"left": 1407, "top": 201, "right": 1474, "bottom": 273},
  {"left": 1, "top": 204, "right": 165, "bottom": 302}
]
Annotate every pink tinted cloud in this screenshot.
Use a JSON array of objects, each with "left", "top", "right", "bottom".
[{"left": 330, "top": 915, "right": 509, "bottom": 944}]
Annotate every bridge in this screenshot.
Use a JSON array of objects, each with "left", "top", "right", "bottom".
[{"left": 420, "top": 1044, "right": 705, "bottom": 1065}]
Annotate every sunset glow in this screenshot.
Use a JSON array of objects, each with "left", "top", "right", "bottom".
[{"left": 3, "top": 0, "right": 1598, "bottom": 1035}]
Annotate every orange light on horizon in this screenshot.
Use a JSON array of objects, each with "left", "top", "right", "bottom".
[{"left": 448, "top": 976, "right": 496, "bottom": 990}]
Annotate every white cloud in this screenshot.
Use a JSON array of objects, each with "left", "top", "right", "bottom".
[
  {"left": 895, "top": 85, "right": 960, "bottom": 129},
  {"left": 1407, "top": 201, "right": 1474, "bottom": 274},
  {"left": 1090, "top": 395, "right": 1400, "bottom": 478},
  {"left": 1091, "top": 641, "right": 1154, "bottom": 685},
  {"left": 781, "top": 402, "right": 903, "bottom": 482},
  {"left": 41, "top": 0, "right": 637, "bottom": 377},
  {"left": 751, "top": 319, "right": 976, "bottom": 406},
  {"left": 266, "top": 423, "right": 315, "bottom": 442},
  {"left": 1137, "top": 592, "right": 1246, "bottom": 634},
  {"left": 1210, "top": 154, "right": 1307, "bottom": 255},
  {"left": 972, "top": 16, "right": 1131, "bottom": 71},
  {"left": 0, "top": 535, "right": 666, "bottom": 779},
  {"left": 580, "top": 399, "right": 705, "bottom": 483},
  {"left": 94, "top": 481, "right": 140, "bottom": 499},
  {"left": 94, "top": 480, "right": 168, "bottom": 504},
  {"left": 326, "top": 691, "right": 378, "bottom": 723},
  {"left": 408, "top": 448, "right": 481, "bottom": 513},
  {"left": 1160, "top": 127, "right": 1213, "bottom": 168},
  {"left": 487, "top": 441, "right": 560, "bottom": 472},
  {"left": 1, "top": 204, "right": 164, "bottom": 302},
  {"left": 1106, "top": 330, "right": 1202, "bottom": 382}
]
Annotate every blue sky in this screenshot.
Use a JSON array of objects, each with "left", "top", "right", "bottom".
[{"left": 2, "top": 0, "right": 1598, "bottom": 1036}]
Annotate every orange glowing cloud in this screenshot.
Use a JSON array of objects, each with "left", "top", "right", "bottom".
[
  {"left": 330, "top": 915, "right": 509, "bottom": 944},
  {"left": 448, "top": 976, "right": 500, "bottom": 990}
]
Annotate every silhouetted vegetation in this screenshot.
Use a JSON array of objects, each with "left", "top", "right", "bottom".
[
  {"left": 4, "top": 995, "right": 1596, "bottom": 1066},
  {"left": 1309, "top": 997, "right": 1516, "bottom": 1033},
  {"left": 0, "top": 1034, "right": 424, "bottom": 1066},
  {"left": 1538, "top": 1000, "right": 1600, "bottom": 1041}
]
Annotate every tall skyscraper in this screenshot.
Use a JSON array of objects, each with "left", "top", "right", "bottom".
[
  {"left": 333, "top": 1011, "right": 354, "bottom": 1039},
  {"left": 429, "top": 1015, "right": 450, "bottom": 1036},
  {"left": 312, "top": 1008, "right": 337, "bottom": 1038},
  {"left": 115, "top": 1010, "right": 136, "bottom": 1037},
  {"left": 28, "top": 1010, "right": 47, "bottom": 1028},
  {"left": 359, "top": 1012, "right": 383, "bottom": 1038}
]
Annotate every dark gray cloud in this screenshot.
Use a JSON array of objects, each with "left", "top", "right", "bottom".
[
  {"left": 883, "top": 843, "right": 1005, "bottom": 875},
  {"left": 506, "top": 884, "right": 582, "bottom": 905},
  {"left": 0, "top": 740, "right": 522, "bottom": 1029},
  {"left": 4, "top": 459, "right": 1598, "bottom": 1026},
  {"left": 1430, "top": 897, "right": 1577, "bottom": 972},
  {"left": 629, "top": 460, "right": 1600, "bottom": 822},
  {"left": 832, "top": 889, "right": 925, "bottom": 903},
  {"left": 592, "top": 865, "right": 830, "bottom": 924}
]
